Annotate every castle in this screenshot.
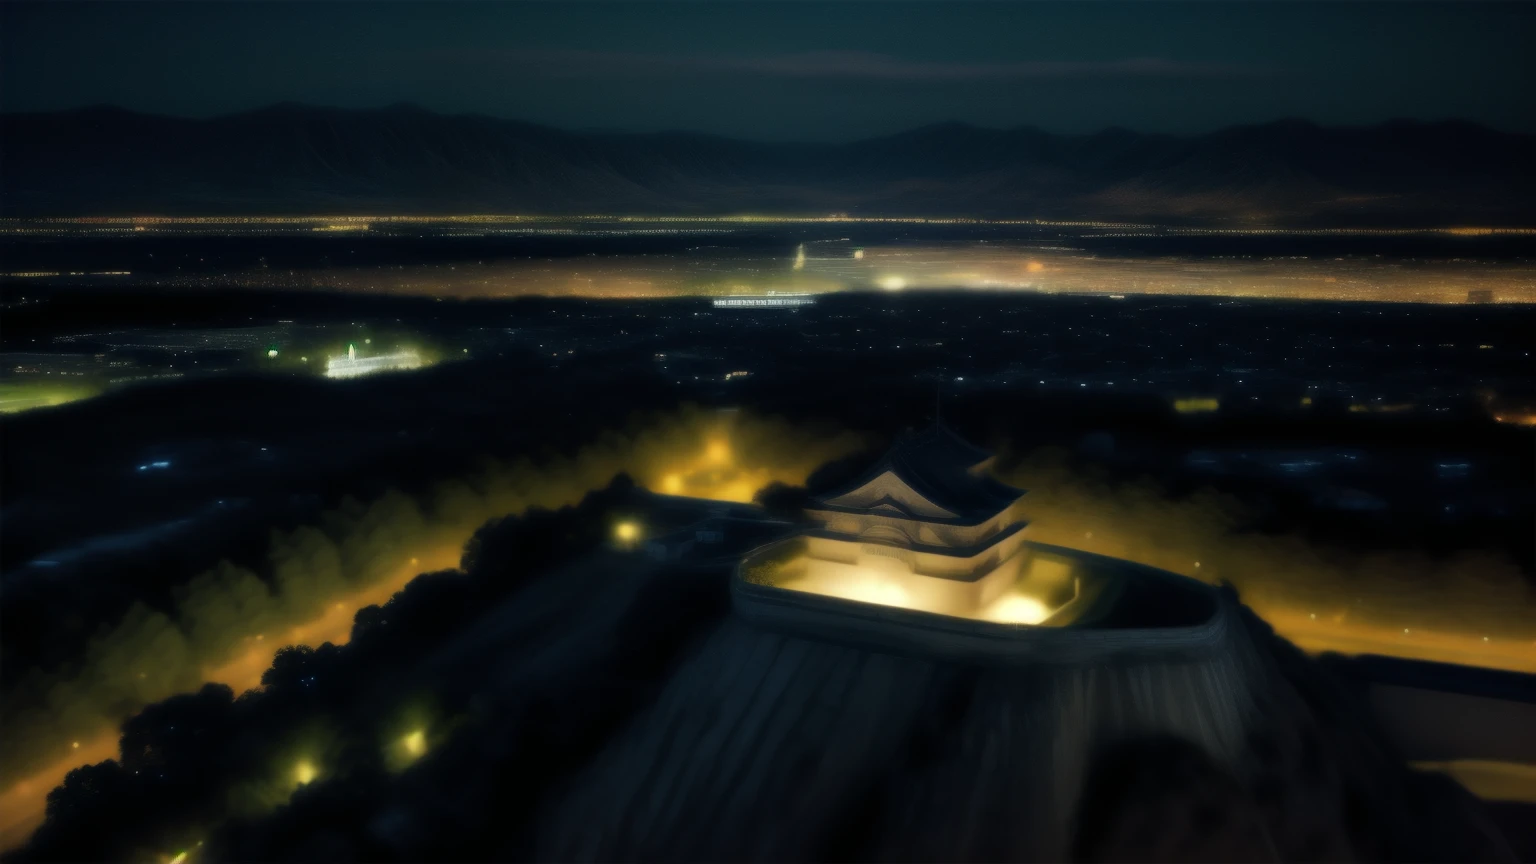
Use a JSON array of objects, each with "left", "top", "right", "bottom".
[{"left": 754, "top": 421, "right": 1083, "bottom": 625}]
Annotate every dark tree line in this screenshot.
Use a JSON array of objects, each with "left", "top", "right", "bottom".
[{"left": 11, "top": 474, "right": 737, "bottom": 863}]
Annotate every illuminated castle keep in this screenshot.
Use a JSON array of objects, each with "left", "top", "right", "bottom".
[{"left": 765, "top": 421, "right": 1083, "bottom": 625}]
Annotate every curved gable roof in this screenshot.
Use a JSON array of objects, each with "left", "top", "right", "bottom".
[
  {"left": 820, "top": 470, "right": 960, "bottom": 519},
  {"left": 814, "top": 421, "right": 1023, "bottom": 520}
]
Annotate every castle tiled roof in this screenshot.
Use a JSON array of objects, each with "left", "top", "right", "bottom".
[{"left": 815, "top": 421, "right": 1023, "bottom": 521}]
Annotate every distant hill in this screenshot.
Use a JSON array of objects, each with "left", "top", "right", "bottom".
[{"left": 2, "top": 104, "right": 1532, "bottom": 225}]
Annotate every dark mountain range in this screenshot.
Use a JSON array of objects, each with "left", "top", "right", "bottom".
[{"left": 2, "top": 104, "right": 1532, "bottom": 225}]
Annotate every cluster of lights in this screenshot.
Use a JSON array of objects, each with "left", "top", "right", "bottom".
[
  {"left": 324, "top": 345, "right": 425, "bottom": 380},
  {"left": 712, "top": 295, "right": 815, "bottom": 308}
]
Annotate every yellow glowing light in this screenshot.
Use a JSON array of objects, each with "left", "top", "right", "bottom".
[
  {"left": 1491, "top": 411, "right": 1536, "bottom": 426},
  {"left": 71, "top": 742, "right": 79, "bottom": 750},
  {"left": 982, "top": 593, "right": 1051, "bottom": 625},
  {"left": 705, "top": 438, "right": 731, "bottom": 465},
  {"left": 1026, "top": 260, "right": 1045, "bottom": 273},
  {"left": 661, "top": 473, "right": 683, "bottom": 494},
  {"left": 1349, "top": 401, "right": 1417, "bottom": 415},
  {"left": 402, "top": 730, "right": 426, "bottom": 758},
  {"left": 266, "top": 349, "right": 279, "bottom": 358},
  {"left": 878, "top": 276, "right": 906, "bottom": 291},
  {"left": 614, "top": 522, "right": 639, "bottom": 543},
  {"left": 168, "top": 853, "right": 188, "bottom": 864},
  {"left": 841, "top": 580, "right": 910, "bottom": 608},
  {"left": 0, "top": 381, "right": 103, "bottom": 414},
  {"left": 1252, "top": 607, "right": 1535, "bottom": 674},
  {"left": 1413, "top": 760, "right": 1536, "bottom": 804},
  {"left": 294, "top": 760, "right": 317, "bottom": 786},
  {"left": 1174, "top": 397, "right": 1220, "bottom": 414}
]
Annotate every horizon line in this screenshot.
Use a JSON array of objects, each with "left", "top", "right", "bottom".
[
  {"left": 3, "top": 214, "right": 1533, "bottom": 235},
  {"left": 2, "top": 102, "right": 1525, "bottom": 144}
]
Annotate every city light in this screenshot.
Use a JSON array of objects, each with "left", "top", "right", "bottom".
[
  {"left": 1173, "top": 398, "right": 1220, "bottom": 414},
  {"left": 293, "top": 760, "right": 317, "bottom": 786},
  {"left": 9, "top": 219, "right": 1530, "bottom": 303},
  {"left": 0, "top": 381, "right": 103, "bottom": 414},
  {"left": 324, "top": 346, "right": 425, "bottom": 379},
  {"left": 402, "top": 730, "right": 426, "bottom": 758},
  {"left": 712, "top": 295, "right": 815, "bottom": 308}
]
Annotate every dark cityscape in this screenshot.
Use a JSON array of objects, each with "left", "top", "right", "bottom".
[{"left": 1, "top": 3, "right": 1533, "bottom": 862}]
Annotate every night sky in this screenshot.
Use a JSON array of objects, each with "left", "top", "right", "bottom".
[{"left": 2, "top": 1, "right": 1532, "bottom": 140}]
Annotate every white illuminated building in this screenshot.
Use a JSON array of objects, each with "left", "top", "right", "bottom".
[
  {"left": 324, "top": 343, "right": 424, "bottom": 379},
  {"left": 712, "top": 294, "right": 815, "bottom": 308},
  {"left": 765, "top": 421, "right": 1082, "bottom": 624}
]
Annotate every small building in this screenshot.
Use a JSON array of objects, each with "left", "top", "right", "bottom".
[
  {"left": 753, "top": 422, "right": 1084, "bottom": 625},
  {"left": 325, "top": 344, "right": 424, "bottom": 379},
  {"left": 711, "top": 294, "right": 815, "bottom": 309}
]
